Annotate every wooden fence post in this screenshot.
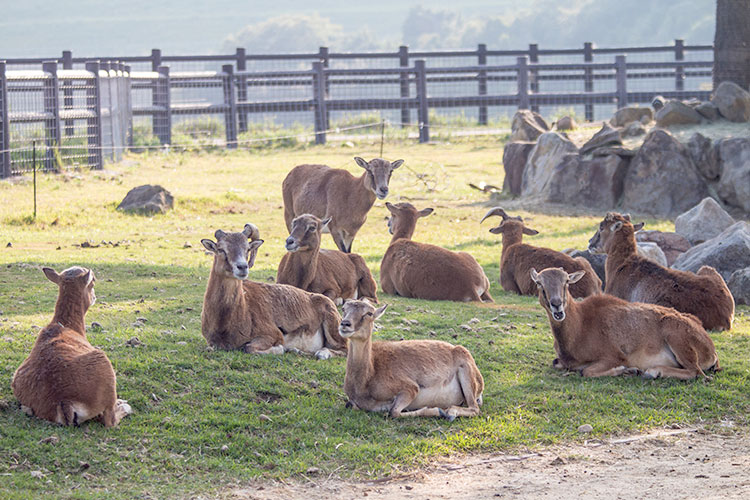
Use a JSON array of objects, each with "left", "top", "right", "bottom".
[
  {"left": 528, "top": 44, "right": 539, "bottom": 113},
  {"left": 62, "top": 50, "right": 74, "bottom": 136},
  {"left": 517, "top": 56, "right": 530, "bottom": 110},
  {"left": 583, "top": 42, "right": 594, "bottom": 121},
  {"left": 235, "top": 47, "right": 248, "bottom": 133},
  {"left": 615, "top": 55, "right": 627, "bottom": 108},
  {"left": 477, "top": 43, "right": 488, "bottom": 125},
  {"left": 675, "top": 39, "right": 685, "bottom": 92},
  {"left": 222, "top": 64, "right": 238, "bottom": 148},
  {"left": 156, "top": 65, "right": 171, "bottom": 145},
  {"left": 85, "top": 61, "right": 103, "bottom": 170},
  {"left": 42, "top": 61, "right": 61, "bottom": 172},
  {"left": 124, "top": 64, "right": 133, "bottom": 148},
  {"left": 319, "top": 47, "right": 330, "bottom": 130},
  {"left": 399, "top": 45, "right": 410, "bottom": 127},
  {"left": 415, "top": 60, "right": 429, "bottom": 143},
  {"left": 0, "top": 61, "right": 10, "bottom": 178},
  {"left": 312, "top": 61, "right": 327, "bottom": 145}
]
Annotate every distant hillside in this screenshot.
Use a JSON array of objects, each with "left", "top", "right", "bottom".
[{"left": 0, "top": 0, "right": 714, "bottom": 58}]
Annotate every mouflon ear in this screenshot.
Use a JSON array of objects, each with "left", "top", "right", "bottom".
[
  {"left": 610, "top": 221, "right": 624, "bottom": 232},
  {"left": 374, "top": 304, "right": 388, "bottom": 319},
  {"left": 214, "top": 229, "right": 227, "bottom": 240},
  {"left": 320, "top": 216, "right": 332, "bottom": 230},
  {"left": 84, "top": 269, "right": 94, "bottom": 286},
  {"left": 390, "top": 159, "right": 404, "bottom": 169},
  {"left": 529, "top": 268, "right": 541, "bottom": 285},
  {"left": 354, "top": 157, "right": 370, "bottom": 170},
  {"left": 567, "top": 270, "right": 586, "bottom": 284},
  {"left": 489, "top": 225, "right": 504, "bottom": 234},
  {"left": 523, "top": 226, "right": 539, "bottom": 236},
  {"left": 42, "top": 267, "right": 61, "bottom": 284},
  {"left": 632, "top": 222, "right": 645, "bottom": 232},
  {"left": 385, "top": 202, "right": 397, "bottom": 213},
  {"left": 249, "top": 240, "right": 264, "bottom": 252},
  {"left": 418, "top": 208, "right": 434, "bottom": 218},
  {"left": 201, "top": 239, "right": 217, "bottom": 253}
]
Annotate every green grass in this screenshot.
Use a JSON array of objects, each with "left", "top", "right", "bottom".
[{"left": 0, "top": 138, "right": 748, "bottom": 499}]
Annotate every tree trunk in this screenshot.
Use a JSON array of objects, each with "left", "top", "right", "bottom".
[{"left": 714, "top": 0, "right": 750, "bottom": 89}]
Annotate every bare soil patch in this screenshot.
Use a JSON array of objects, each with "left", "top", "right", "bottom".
[{"left": 227, "top": 427, "right": 750, "bottom": 500}]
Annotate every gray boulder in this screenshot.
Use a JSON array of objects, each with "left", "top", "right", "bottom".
[
  {"left": 565, "top": 249, "right": 606, "bottom": 287},
  {"left": 622, "top": 121, "right": 647, "bottom": 138},
  {"left": 580, "top": 122, "right": 622, "bottom": 156},
  {"left": 545, "top": 154, "right": 629, "bottom": 208},
  {"left": 637, "top": 241, "right": 668, "bottom": 267},
  {"left": 712, "top": 81, "right": 750, "bottom": 122},
  {"left": 672, "top": 221, "right": 750, "bottom": 282},
  {"left": 502, "top": 141, "right": 535, "bottom": 196},
  {"left": 716, "top": 138, "right": 750, "bottom": 212},
  {"left": 687, "top": 132, "right": 720, "bottom": 180},
  {"left": 611, "top": 107, "right": 653, "bottom": 127},
  {"left": 727, "top": 267, "right": 750, "bottom": 305},
  {"left": 655, "top": 100, "right": 703, "bottom": 127},
  {"left": 555, "top": 116, "right": 577, "bottom": 131},
  {"left": 621, "top": 130, "right": 708, "bottom": 217},
  {"left": 635, "top": 230, "right": 691, "bottom": 266},
  {"left": 117, "top": 185, "right": 174, "bottom": 214},
  {"left": 520, "top": 132, "right": 578, "bottom": 197},
  {"left": 695, "top": 101, "right": 720, "bottom": 121},
  {"left": 674, "top": 197, "right": 735, "bottom": 245},
  {"left": 510, "top": 110, "right": 549, "bottom": 142}
]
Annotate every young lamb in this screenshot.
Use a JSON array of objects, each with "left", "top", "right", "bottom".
[
  {"left": 481, "top": 207, "right": 601, "bottom": 298},
  {"left": 531, "top": 267, "right": 719, "bottom": 380},
  {"left": 380, "top": 202, "right": 493, "bottom": 302},
  {"left": 588, "top": 212, "right": 734, "bottom": 331},
  {"left": 282, "top": 157, "right": 403, "bottom": 253},
  {"left": 277, "top": 213, "right": 378, "bottom": 305},
  {"left": 340, "top": 299, "right": 484, "bottom": 420},
  {"left": 201, "top": 224, "right": 347, "bottom": 359},
  {"left": 12, "top": 267, "right": 132, "bottom": 426}
]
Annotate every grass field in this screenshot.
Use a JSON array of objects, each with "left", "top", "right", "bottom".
[{"left": 0, "top": 138, "right": 748, "bottom": 499}]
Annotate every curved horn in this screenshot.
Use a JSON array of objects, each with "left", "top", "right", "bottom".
[
  {"left": 242, "top": 223, "right": 261, "bottom": 241},
  {"left": 480, "top": 207, "right": 509, "bottom": 224}
]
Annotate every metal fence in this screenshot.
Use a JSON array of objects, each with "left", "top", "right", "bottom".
[{"left": 1, "top": 40, "right": 714, "bottom": 177}]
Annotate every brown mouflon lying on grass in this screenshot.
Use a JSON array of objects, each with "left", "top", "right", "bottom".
[
  {"left": 201, "top": 223, "right": 347, "bottom": 359},
  {"left": 282, "top": 157, "right": 403, "bottom": 253},
  {"left": 589, "top": 212, "right": 734, "bottom": 331},
  {"left": 277, "top": 213, "right": 378, "bottom": 305},
  {"left": 12, "top": 267, "right": 132, "bottom": 426},
  {"left": 532, "top": 267, "right": 719, "bottom": 380},
  {"left": 481, "top": 207, "right": 602, "bottom": 297},
  {"left": 380, "top": 202, "right": 493, "bottom": 302},
  {"left": 340, "top": 299, "right": 484, "bottom": 420}
]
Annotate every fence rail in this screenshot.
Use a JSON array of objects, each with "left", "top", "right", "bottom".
[{"left": 1, "top": 40, "right": 715, "bottom": 177}]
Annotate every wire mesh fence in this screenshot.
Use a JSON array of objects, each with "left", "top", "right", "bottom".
[{"left": 1, "top": 40, "right": 715, "bottom": 177}]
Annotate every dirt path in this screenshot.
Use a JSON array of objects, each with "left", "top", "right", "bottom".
[{"left": 227, "top": 427, "right": 750, "bottom": 500}]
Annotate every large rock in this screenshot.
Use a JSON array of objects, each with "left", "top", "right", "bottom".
[
  {"left": 635, "top": 230, "right": 691, "bottom": 266},
  {"left": 520, "top": 132, "right": 578, "bottom": 197},
  {"left": 716, "top": 138, "right": 750, "bottom": 212},
  {"left": 502, "top": 141, "right": 535, "bottom": 196},
  {"left": 510, "top": 110, "right": 549, "bottom": 142},
  {"left": 580, "top": 123, "right": 622, "bottom": 156},
  {"left": 637, "top": 241, "right": 668, "bottom": 267},
  {"left": 686, "top": 132, "right": 720, "bottom": 180},
  {"left": 695, "top": 101, "right": 720, "bottom": 121},
  {"left": 117, "top": 185, "right": 174, "bottom": 214},
  {"left": 565, "top": 249, "right": 606, "bottom": 286},
  {"left": 674, "top": 197, "right": 735, "bottom": 245},
  {"left": 655, "top": 100, "right": 703, "bottom": 127},
  {"left": 672, "top": 221, "right": 750, "bottom": 282},
  {"left": 621, "top": 130, "right": 708, "bottom": 217},
  {"left": 611, "top": 107, "right": 653, "bottom": 127},
  {"left": 712, "top": 81, "right": 750, "bottom": 122},
  {"left": 545, "top": 154, "right": 629, "bottom": 208},
  {"left": 727, "top": 267, "right": 750, "bottom": 305},
  {"left": 555, "top": 116, "right": 577, "bottom": 131}
]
